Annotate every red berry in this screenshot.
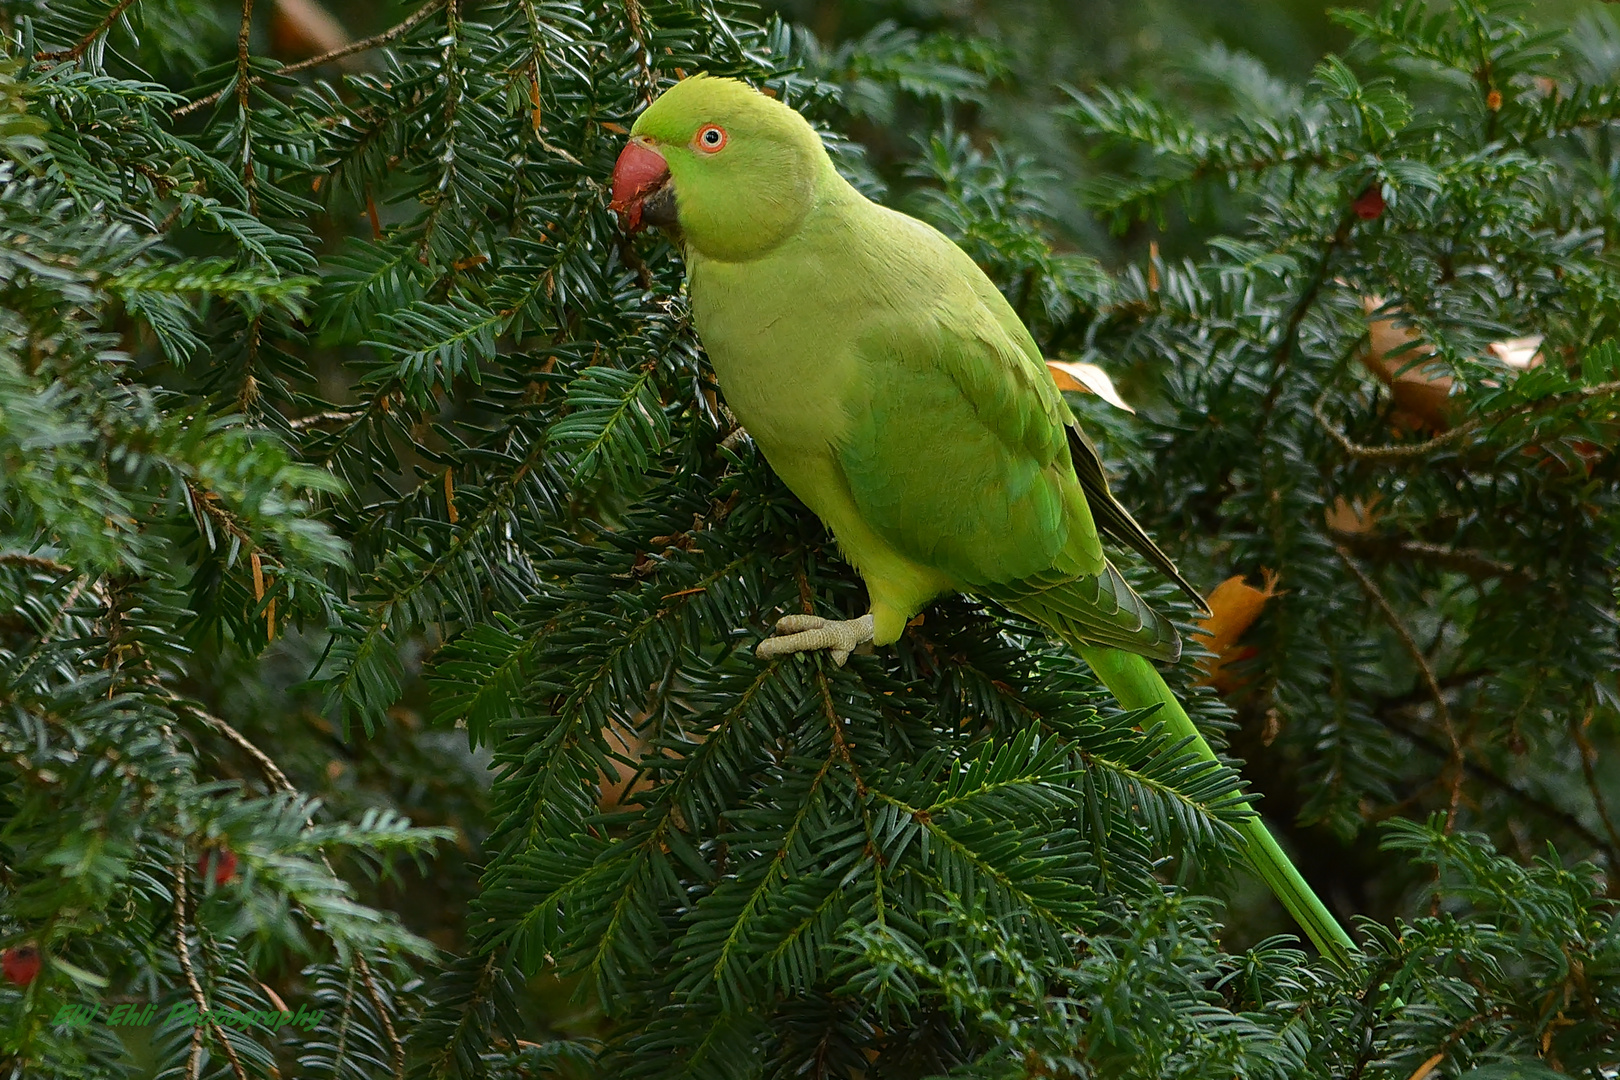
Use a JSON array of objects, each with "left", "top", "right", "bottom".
[
  {"left": 3, "top": 945, "right": 40, "bottom": 987},
  {"left": 1353, "top": 185, "right": 1385, "bottom": 220},
  {"left": 198, "top": 846, "right": 238, "bottom": 885}
]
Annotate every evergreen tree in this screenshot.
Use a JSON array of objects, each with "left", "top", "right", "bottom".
[{"left": 0, "top": 1, "right": 1616, "bottom": 1078}]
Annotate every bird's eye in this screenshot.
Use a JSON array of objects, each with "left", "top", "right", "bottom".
[{"left": 695, "top": 124, "right": 727, "bottom": 153}]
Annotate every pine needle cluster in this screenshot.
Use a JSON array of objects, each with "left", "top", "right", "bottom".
[{"left": 0, "top": 1, "right": 1616, "bottom": 1078}]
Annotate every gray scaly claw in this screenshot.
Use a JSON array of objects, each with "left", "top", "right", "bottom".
[{"left": 754, "top": 613, "right": 875, "bottom": 667}]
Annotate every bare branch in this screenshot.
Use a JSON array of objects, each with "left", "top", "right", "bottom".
[
  {"left": 356, "top": 953, "right": 406, "bottom": 1079},
  {"left": 1329, "top": 531, "right": 1528, "bottom": 583},
  {"left": 177, "top": 703, "right": 406, "bottom": 1076},
  {"left": 183, "top": 704, "right": 294, "bottom": 792},
  {"left": 1336, "top": 544, "right": 1466, "bottom": 830},
  {"left": 1571, "top": 704, "right": 1620, "bottom": 855},
  {"left": 171, "top": 0, "right": 447, "bottom": 119},
  {"left": 0, "top": 552, "right": 72, "bottom": 575},
  {"left": 1374, "top": 701, "right": 1619, "bottom": 864},
  {"left": 172, "top": 856, "right": 251, "bottom": 1080},
  {"left": 1316, "top": 379, "right": 1620, "bottom": 463},
  {"left": 278, "top": 0, "right": 446, "bottom": 76}
]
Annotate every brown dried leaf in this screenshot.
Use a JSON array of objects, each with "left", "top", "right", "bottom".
[
  {"left": 271, "top": 0, "right": 348, "bottom": 59},
  {"left": 1324, "top": 494, "right": 1381, "bottom": 534}
]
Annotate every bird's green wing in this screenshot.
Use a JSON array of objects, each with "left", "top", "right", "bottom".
[
  {"left": 836, "top": 303, "right": 1179, "bottom": 661},
  {"left": 995, "top": 563, "right": 1181, "bottom": 663},
  {"left": 836, "top": 306, "right": 1100, "bottom": 586},
  {"left": 968, "top": 279, "right": 1210, "bottom": 614}
]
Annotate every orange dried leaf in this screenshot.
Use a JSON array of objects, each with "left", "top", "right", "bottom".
[
  {"left": 257, "top": 981, "right": 290, "bottom": 1014},
  {"left": 1405, "top": 1052, "right": 1445, "bottom": 1080},
  {"left": 598, "top": 723, "right": 650, "bottom": 811},
  {"left": 1324, "top": 494, "right": 1381, "bottom": 534},
  {"left": 1361, "top": 295, "right": 1453, "bottom": 431},
  {"left": 1192, "top": 571, "right": 1283, "bottom": 692}
]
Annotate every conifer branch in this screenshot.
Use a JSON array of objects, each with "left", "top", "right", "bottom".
[
  {"left": 1373, "top": 700, "right": 1618, "bottom": 861},
  {"left": 277, "top": 0, "right": 447, "bottom": 77},
  {"left": 1328, "top": 532, "right": 1527, "bottom": 583},
  {"left": 0, "top": 552, "right": 72, "bottom": 575},
  {"left": 1570, "top": 705, "right": 1620, "bottom": 857},
  {"left": 172, "top": 857, "right": 251, "bottom": 1080},
  {"left": 1314, "top": 381, "right": 1620, "bottom": 463},
  {"left": 171, "top": 0, "right": 447, "bottom": 118},
  {"left": 1336, "top": 545, "right": 1466, "bottom": 829},
  {"left": 33, "top": 0, "right": 140, "bottom": 62},
  {"left": 186, "top": 704, "right": 294, "bottom": 792},
  {"left": 12, "top": 1, "right": 1620, "bottom": 1074}
]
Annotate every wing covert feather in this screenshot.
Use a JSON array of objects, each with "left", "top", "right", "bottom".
[
  {"left": 829, "top": 204, "right": 1189, "bottom": 659},
  {"left": 837, "top": 309, "right": 1104, "bottom": 588}
]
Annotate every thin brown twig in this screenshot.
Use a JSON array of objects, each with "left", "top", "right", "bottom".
[
  {"left": 355, "top": 954, "right": 405, "bottom": 1079},
  {"left": 0, "top": 552, "right": 72, "bottom": 575},
  {"left": 1328, "top": 531, "right": 1528, "bottom": 583},
  {"left": 171, "top": 0, "right": 446, "bottom": 119},
  {"left": 1315, "top": 379, "right": 1620, "bottom": 463},
  {"left": 1571, "top": 703, "right": 1620, "bottom": 855},
  {"left": 279, "top": 0, "right": 446, "bottom": 76},
  {"left": 185, "top": 704, "right": 294, "bottom": 791},
  {"left": 33, "top": 0, "right": 140, "bottom": 61},
  {"left": 621, "top": 0, "right": 657, "bottom": 104},
  {"left": 1336, "top": 545, "right": 1466, "bottom": 832},
  {"left": 37, "top": 577, "right": 93, "bottom": 647},
  {"left": 288, "top": 408, "right": 366, "bottom": 430},
  {"left": 1372, "top": 701, "right": 1619, "bottom": 863},
  {"left": 235, "top": 0, "right": 257, "bottom": 209},
  {"left": 173, "top": 857, "right": 251, "bottom": 1080}
]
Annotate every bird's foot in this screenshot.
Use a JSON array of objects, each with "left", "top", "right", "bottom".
[{"left": 754, "top": 613, "right": 875, "bottom": 667}]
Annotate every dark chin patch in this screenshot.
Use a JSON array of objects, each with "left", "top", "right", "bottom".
[{"left": 640, "top": 183, "right": 679, "bottom": 229}]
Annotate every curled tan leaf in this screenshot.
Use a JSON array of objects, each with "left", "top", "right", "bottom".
[
  {"left": 1325, "top": 494, "right": 1381, "bottom": 534},
  {"left": 1361, "top": 295, "right": 1452, "bottom": 431}
]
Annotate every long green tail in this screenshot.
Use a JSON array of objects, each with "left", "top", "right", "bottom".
[{"left": 1078, "top": 645, "right": 1355, "bottom": 968}]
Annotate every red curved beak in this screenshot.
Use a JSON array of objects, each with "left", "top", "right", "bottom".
[{"left": 609, "top": 139, "right": 670, "bottom": 231}]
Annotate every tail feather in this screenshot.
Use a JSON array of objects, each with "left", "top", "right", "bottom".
[
  {"left": 989, "top": 560, "right": 1181, "bottom": 662},
  {"left": 1076, "top": 645, "right": 1356, "bottom": 966}
]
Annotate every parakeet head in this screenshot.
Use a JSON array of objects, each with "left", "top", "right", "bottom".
[{"left": 609, "top": 75, "right": 831, "bottom": 262}]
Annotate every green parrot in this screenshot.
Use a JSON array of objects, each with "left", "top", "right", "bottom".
[{"left": 609, "top": 75, "right": 1354, "bottom": 965}]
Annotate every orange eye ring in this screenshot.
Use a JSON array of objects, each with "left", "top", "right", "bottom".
[{"left": 694, "top": 124, "right": 728, "bottom": 153}]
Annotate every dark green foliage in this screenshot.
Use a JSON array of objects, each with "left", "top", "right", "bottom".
[{"left": 1, "top": 0, "right": 1617, "bottom": 1078}]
